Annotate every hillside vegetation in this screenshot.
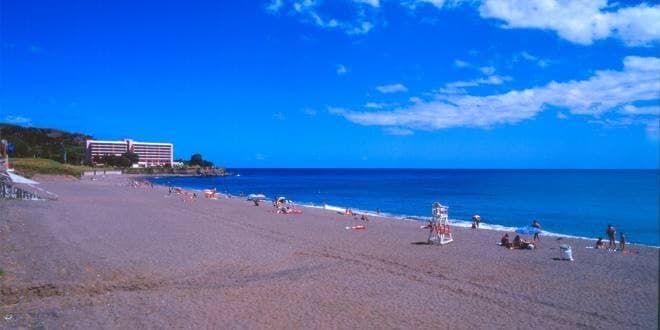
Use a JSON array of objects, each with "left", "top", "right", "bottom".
[
  {"left": 0, "top": 123, "right": 91, "bottom": 165},
  {"left": 10, "top": 158, "right": 94, "bottom": 178}
]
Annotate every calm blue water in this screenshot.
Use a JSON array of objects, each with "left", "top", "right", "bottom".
[{"left": 150, "top": 169, "right": 660, "bottom": 246}]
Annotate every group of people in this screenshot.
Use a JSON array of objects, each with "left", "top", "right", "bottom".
[
  {"left": 165, "top": 185, "right": 198, "bottom": 203},
  {"left": 273, "top": 198, "right": 302, "bottom": 214},
  {"left": 500, "top": 233, "right": 535, "bottom": 249},
  {"left": 342, "top": 208, "right": 369, "bottom": 221},
  {"left": 596, "top": 224, "right": 626, "bottom": 251},
  {"left": 498, "top": 220, "right": 542, "bottom": 250},
  {"left": 473, "top": 216, "right": 542, "bottom": 244}
]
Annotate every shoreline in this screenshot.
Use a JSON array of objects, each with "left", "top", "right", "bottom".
[
  {"left": 144, "top": 176, "right": 659, "bottom": 249},
  {"left": 3, "top": 174, "right": 655, "bottom": 328}
]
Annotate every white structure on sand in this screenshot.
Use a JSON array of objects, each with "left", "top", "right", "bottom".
[{"left": 428, "top": 202, "right": 453, "bottom": 245}]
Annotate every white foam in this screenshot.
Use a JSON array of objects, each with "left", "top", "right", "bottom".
[
  {"left": 295, "top": 201, "right": 622, "bottom": 243},
  {"left": 147, "top": 180, "right": 659, "bottom": 248}
]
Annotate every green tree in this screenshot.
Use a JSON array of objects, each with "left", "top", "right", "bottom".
[
  {"left": 190, "top": 153, "right": 204, "bottom": 166},
  {"left": 123, "top": 152, "right": 140, "bottom": 165}
]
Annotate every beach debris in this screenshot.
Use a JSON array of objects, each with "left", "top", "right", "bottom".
[
  {"left": 559, "top": 244, "right": 574, "bottom": 261},
  {"left": 3, "top": 314, "right": 13, "bottom": 321},
  {"left": 423, "top": 202, "right": 453, "bottom": 245},
  {"left": 346, "top": 225, "right": 366, "bottom": 230}
]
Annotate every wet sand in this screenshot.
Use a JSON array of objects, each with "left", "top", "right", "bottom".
[{"left": 1, "top": 175, "right": 657, "bottom": 329}]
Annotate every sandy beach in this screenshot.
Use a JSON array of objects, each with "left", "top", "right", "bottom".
[{"left": 0, "top": 175, "right": 657, "bottom": 329}]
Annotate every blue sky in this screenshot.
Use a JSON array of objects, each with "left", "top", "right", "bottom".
[{"left": 1, "top": 0, "right": 659, "bottom": 168}]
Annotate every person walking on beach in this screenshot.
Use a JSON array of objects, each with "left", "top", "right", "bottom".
[
  {"left": 619, "top": 232, "right": 626, "bottom": 252},
  {"left": 606, "top": 224, "right": 616, "bottom": 250},
  {"left": 532, "top": 220, "right": 541, "bottom": 241}
]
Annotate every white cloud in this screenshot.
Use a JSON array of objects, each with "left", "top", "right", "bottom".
[
  {"left": 266, "top": 0, "right": 284, "bottom": 12},
  {"left": 406, "top": 0, "right": 464, "bottom": 9},
  {"left": 273, "top": 112, "right": 286, "bottom": 120},
  {"left": 365, "top": 102, "right": 386, "bottom": 109},
  {"left": 268, "top": 0, "right": 660, "bottom": 44},
  {"left": 588, "top": 117, "right": 659, "bottom": 139},
  {"left": 336, "top": 64, "right": 349, "bottom": 75},
  {"left": 354, "top": 0, "right": 379, "bottom": 7},
  {"left": 376, "top": 83, "right": 408, "bottom": 93},
  {"left": 620, "top": 104, "right": 659, "bottom": 115},
  {"left": 412, "top": 0, "right": 445, "bottom": 8},
  {"left": 556, "top": 112, "right": 568, "bottom": 119},
  {"left": 520, "top": 51, "right": 536, "bottom": 61},
  {"left": 445, "top": 74, "right": 511, "bottom": 88},
  {"left": 4, "top": 115, "right": 32, "bottom": 125},
  {"left": 480, "top": 0, "right": 660, "bottom": 46},
  {"left": 518, "top": 51, "right": 549, "bottom": 67},
  {"left": 480, "top": 66, "right": 496, "bottom": 75},
  {"left": 267, "top": 0, "right": 377, "bottom": 35},
  {"left": 454, "top": 59, "right": 470, "bottom": 68},
  {"left": 383, "top": 127, "right": 414, "bottom": 136},
  {"left": 332, "top": 56, "right": 660, "bottom": 132}
]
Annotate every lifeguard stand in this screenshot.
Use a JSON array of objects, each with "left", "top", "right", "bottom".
[{"left": 428, "top": 202, "right": 453, "bottom": 245}]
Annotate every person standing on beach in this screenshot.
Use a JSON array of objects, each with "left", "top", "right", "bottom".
[
  {"left": 532, "top": 220, "right": 541, "bottom": 241},
  {"left": 606, "top": 224, "right": 616, "bottom": 250},
  {"left": 619, "top": 232, "right": 626, "bottom": 251}
]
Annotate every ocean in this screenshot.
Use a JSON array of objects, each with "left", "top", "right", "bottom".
[{"left": 149, "top": 169, "right": 660, "bottom": 246}]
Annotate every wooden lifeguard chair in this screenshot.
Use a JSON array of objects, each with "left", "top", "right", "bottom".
[{"left": 428, "top": 202, "right": 453, "bottom": 245}]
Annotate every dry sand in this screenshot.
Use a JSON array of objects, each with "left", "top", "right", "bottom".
[{"left": 0, "top": 175, "right": 657, "bottom": 329}]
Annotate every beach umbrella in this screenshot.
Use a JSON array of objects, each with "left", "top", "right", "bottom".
[
  {"left": 247, "top": 193, "right": 266, "bottom": 201},
  {"left": 515, "top": 226, "right": 541, "bottom": 235}
]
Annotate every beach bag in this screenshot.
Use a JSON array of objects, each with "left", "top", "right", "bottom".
[{"left": 559, "top": 244, "right": 573, "bottom": 261}]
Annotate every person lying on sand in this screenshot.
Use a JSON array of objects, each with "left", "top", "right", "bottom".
[
  {"left": 277, "top": 206, "right": 302, "bottom": 214},
  {"left": 512, "top": 235, "right": 534, "bottom": 249}
]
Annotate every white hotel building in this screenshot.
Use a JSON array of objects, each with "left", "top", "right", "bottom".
[{"left": 86, "top": 139, "right": 173, "bottom": 167}]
